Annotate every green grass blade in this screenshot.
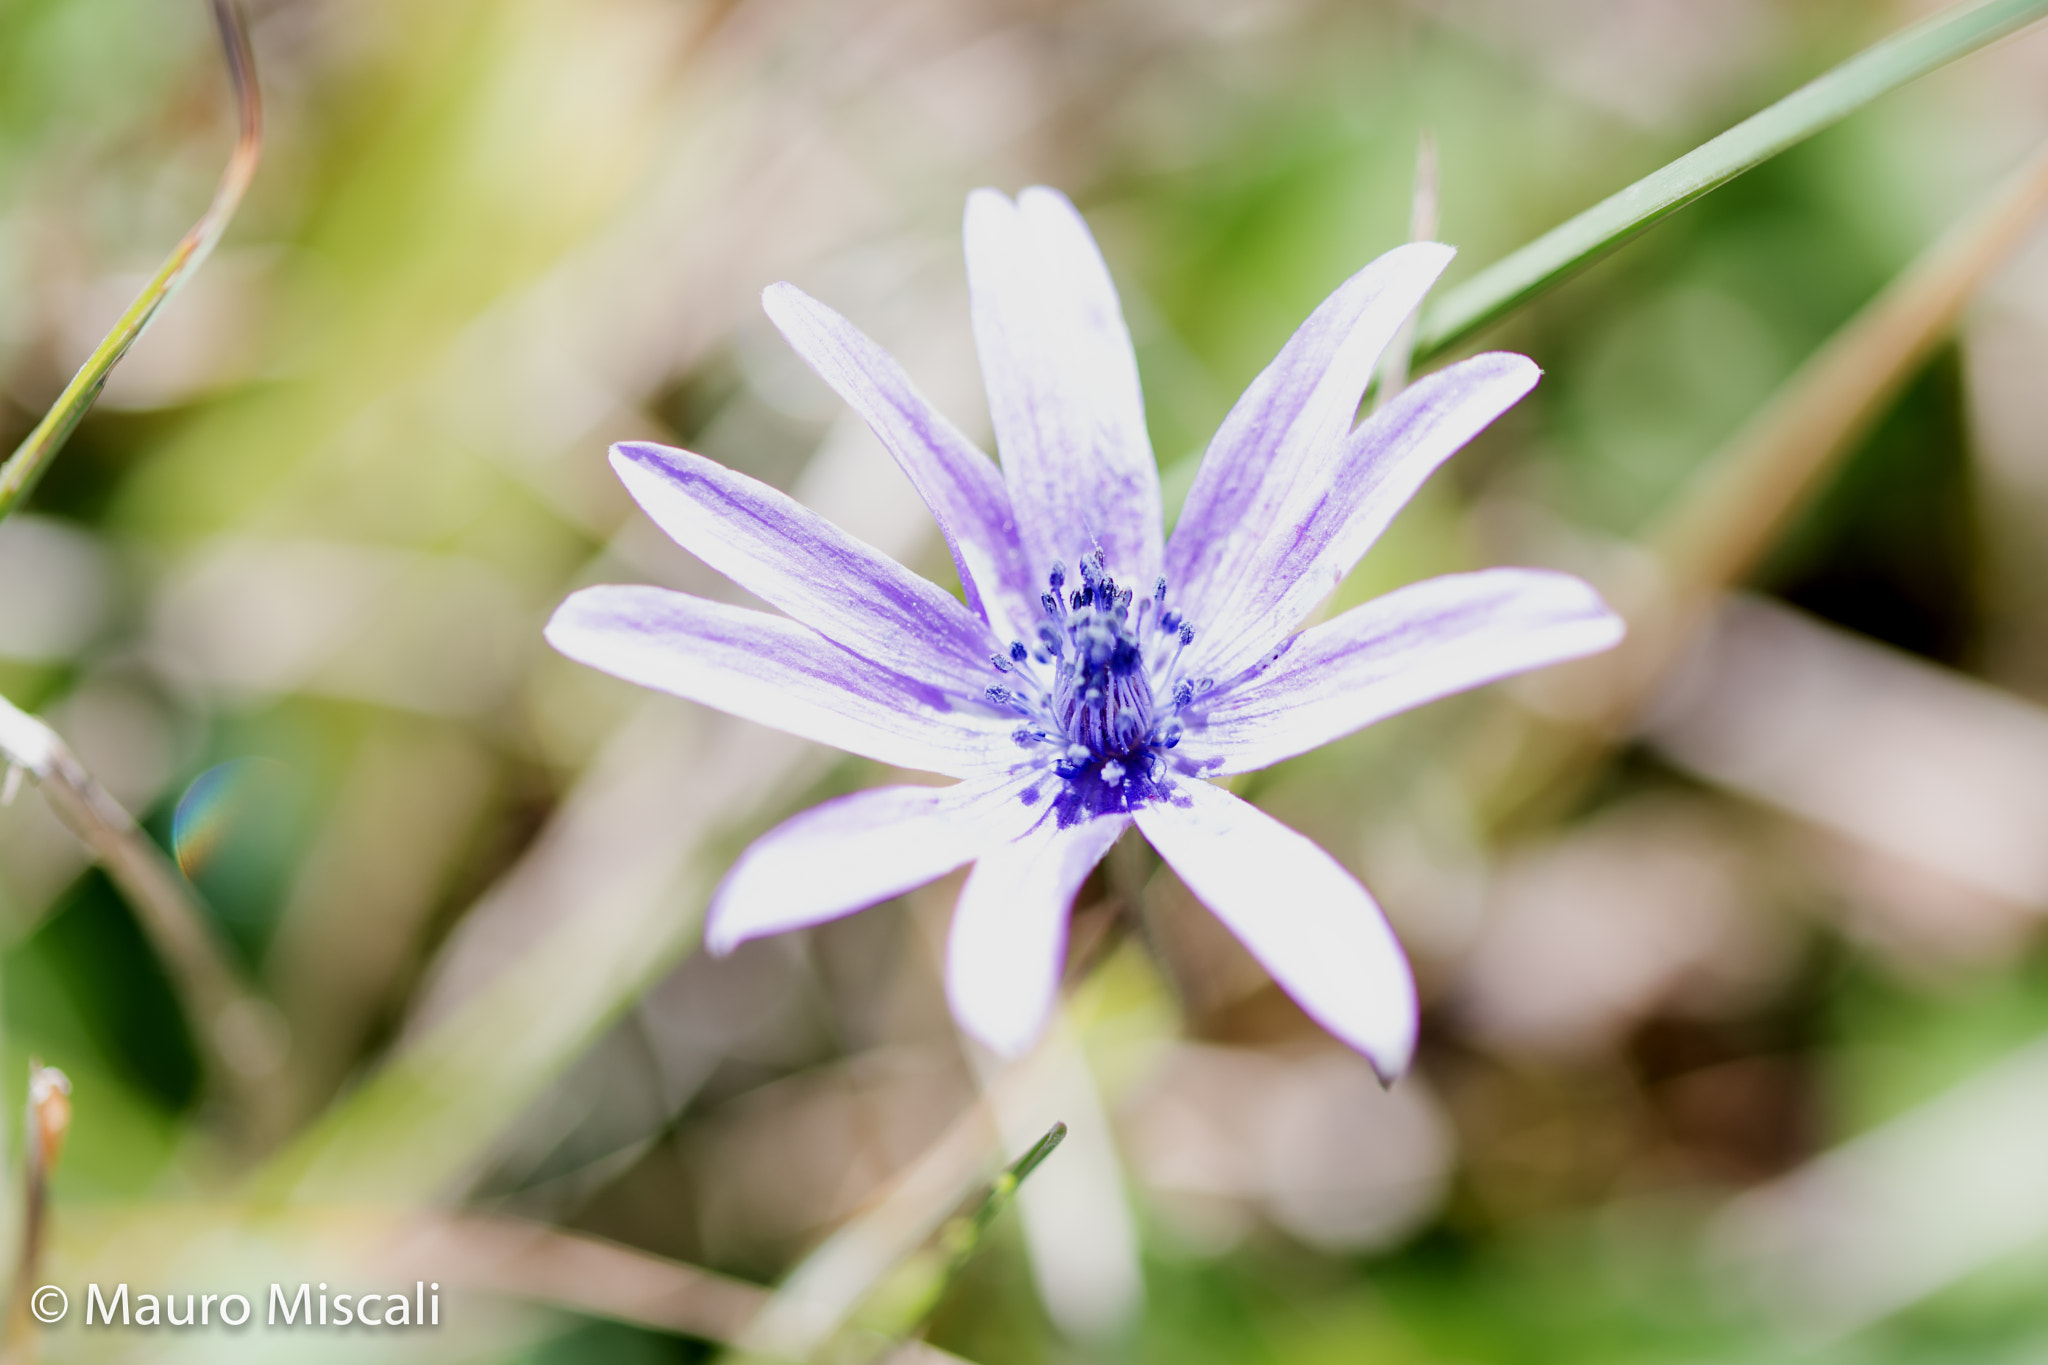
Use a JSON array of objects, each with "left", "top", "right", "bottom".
[
  {"left": 0, "top": 0, "right": 260, "bottom": 522},
  {"left": 1414, "top": 0, "right": 2048, "bottom": 360},
  {"left": 1467, "top": 131, "right": 2048, "bottom": 836}
]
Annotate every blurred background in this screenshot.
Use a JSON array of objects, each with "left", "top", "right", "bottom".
[{"left": 4, "top": 0, "right": 2048, "bottom": 1360}]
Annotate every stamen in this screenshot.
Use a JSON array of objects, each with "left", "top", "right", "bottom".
[{"left": 985, "top": 552, "right": 1207, "bottom": 815}]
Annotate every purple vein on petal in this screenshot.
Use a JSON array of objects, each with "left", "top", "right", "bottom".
[
  {"left": 545, "top": 584, "right": 1012, "bottom": 777},
  {"left": 611, "top": 441, "right": 1000, "bottom": 695},
  {"left": 762, "top": 283, "right": 1039, "bottom": 640},
  {"left": 1166, "top": 241, "right": 1455, "bottom": 630},
  {"left": 965, "top": 187, "right": 1161, "bottom": 586},
  {"left": 1191, "top": 351, "right": 1540, "bottom": 683},
  {"left": 707, "top": 768, "right": 1047, "bottom": 955},
  {"left": 1175, "top": 568, "right": 1624, "bottom": 775}
]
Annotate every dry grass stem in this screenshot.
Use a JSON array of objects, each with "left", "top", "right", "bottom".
[{"left": 0, "top": 697, "right": 286, "bottom": 1134}]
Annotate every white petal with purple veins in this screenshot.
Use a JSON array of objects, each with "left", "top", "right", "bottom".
[
  {"left": 545, "top": 585, "right": 1010, "bottom": 777},
  {"left": 762, "top": 283, "right": 1040, "bottom": 640},
  {"left": 1192, "top": 352, "right": 1540, "bottom": 682},
  {"left": 1135, "top": 780, "right": 1416, "bottom": 1081},
  {"left": 946, "top": 811, "right": 1129, "bottom": 1056},
  {"left": 1166, "top": 242, "right": 1454, "bottom": 628},
  {"left": 965, "top": 187, "right": 1161, "bottom": 585},
  {"left": 611, "top": 442, "right": 998, "bottom": 693},
  {"left": 1178, "top": 568, "right": 1624, "bottom": 774},
  {"left": 707, "top": 770, "right": 1047, "bottom": 954}
]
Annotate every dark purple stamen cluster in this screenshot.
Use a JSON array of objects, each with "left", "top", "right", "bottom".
[{"left": 985, "top": 550, "right": 1211, "bottom": 824}]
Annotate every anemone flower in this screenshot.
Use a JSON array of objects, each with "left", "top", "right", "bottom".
[{"left": 546, "top": 187, "right": 1622, "bottom": 1080}]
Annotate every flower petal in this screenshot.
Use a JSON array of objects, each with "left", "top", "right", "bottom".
[
  {"left": 1166, "top": 241, "right": 1455, "bottom": 630},
  {"left": 965, "top": 187, "right": 1161, "bottom": 587},
  {"left": 545, "top": 584, "right": 1010, "bottom": 776},
  {"left": 1177, "top": 568, "right": 1624, "bottom": 774},
  {"left": 707, "top": 770, "right": 1045, "bottom": 954},
  {"left": 946, "top": 810, "right": 1128, "bottom": 1056},
  {"left": 762, "top": 283, "right": 1040, "bottom": 640},
  {"left": 1190, "top": 351, "right": 1540, "bottom": 683},
  {"left": 1134, "top": 780, "right": 1416, "bottom": 1081},
  {"left": 611, "top": 441, "right": 997, "bottom": 694}
]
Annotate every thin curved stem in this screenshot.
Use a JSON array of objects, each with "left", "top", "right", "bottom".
[
  {"left": 1412, "top": 0, "right": 2048, "bottom": 362},
  {"left": 0, "top": 0, "right": 262, "bottom": 520}
]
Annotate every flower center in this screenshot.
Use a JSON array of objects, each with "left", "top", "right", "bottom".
[{"left": 984, "top": 551, "right": 1211, "bottom": 823}]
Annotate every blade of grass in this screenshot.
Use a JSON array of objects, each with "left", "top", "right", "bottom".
[
  {"left": 842, "top": 1124, "right": 1069, "bottom": 1359},
  {"left": 733, "top": 1043, "right": 1075, "bottom": 1363},
  {"left": 1413, "top": 0, "right": 2048, "bottom": 362},
  {"left": 1471, "top": 130, "right": 2048, "bottom": 834},
  {"left": 0, "top": 0, "right": 261, "bottom": 522}
]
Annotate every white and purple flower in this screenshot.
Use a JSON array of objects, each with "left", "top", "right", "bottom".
[{"left": 546, "top": 187, "right": 1622, "bottom": 1079}]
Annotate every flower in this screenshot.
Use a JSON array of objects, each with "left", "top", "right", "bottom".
[{"left": 546, "top": 186, "right": 1622, "bottom": 1079}]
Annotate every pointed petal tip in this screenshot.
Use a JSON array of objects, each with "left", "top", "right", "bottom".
[
  {"left": 1364, "top": 1028, "right": 1417, "bottom": 1089},
  {"left": 1461, "top": 348, "right": 1541, "bottom": 383},
  {"left": 1328, "top": 995, "right": 1417, "bottom": 1089},
  {"left": 608, "top": 438, "right": 677, "bottom": 480}
]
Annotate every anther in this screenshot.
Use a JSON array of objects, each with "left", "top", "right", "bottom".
[
  {"left": 1009, "top": 641, "right": 1028, "bottom": 663},
  {"left": 1154, "top": 576, "right": 1167, "bottom": 603},
  {"left": 990, "top": 653, "right": 1012, "bottom": 673},
  {"left": 1049, "top": 561, "right": 1066, "bottom": 590}
]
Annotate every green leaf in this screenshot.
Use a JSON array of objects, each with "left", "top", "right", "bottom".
[{"left": 1414, "top": 0, "right": 2048, "bottom": 361}]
